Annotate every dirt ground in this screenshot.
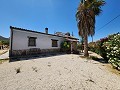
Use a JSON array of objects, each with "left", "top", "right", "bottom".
[
  {"left": 0, "top": 50, "right": 8, "bottom": 55},
  {"left": 0, "top": 54, "right": 120, "bottom": 90}
]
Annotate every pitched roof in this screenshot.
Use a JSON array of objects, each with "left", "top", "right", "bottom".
[
  {"left": 65, "top": 38, "right": 79, "bottom": 42},
  {"left": 10, "top": 26, "right": 79, "bottom": 40}
]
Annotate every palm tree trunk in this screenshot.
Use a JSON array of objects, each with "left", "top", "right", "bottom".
[
  {"left": 84, "top": 32, "right": 89, "bottom": 57},
  {"left": 92, "top": 35, "right": 93, "bottom": 42}
]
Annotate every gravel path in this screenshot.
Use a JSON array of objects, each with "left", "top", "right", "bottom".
[
  {"left": 0, "top": 50, "right": 9, "bottom": 59},
  {"left": 0, "top": 54, "right": 120, "bottom": 90}
]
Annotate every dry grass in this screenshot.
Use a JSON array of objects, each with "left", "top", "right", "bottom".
[
  {"left": 79, "top": 55, "right": 99, "bottom": 61},
  {"left": 105, "top": 64, "right": 120, "bottom": 76},
  {"left": 79, "top": 52, "right": 120, "bottom": 76},
  {"left": 0, "top": 58, "right": 9, "bottom": 64}
]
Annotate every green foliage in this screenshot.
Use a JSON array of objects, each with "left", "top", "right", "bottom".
[
  {"left": 77, "top": 37, "right": 84, "bottom": 51},
  {"left": 88, "top": 42, "right": 96, "bottom": 52},
  {"left": 98, "top": 38, "right": 108, "bottom": 61},
  {"left": 76, "top": 0, "right": 105, "bottom": 57},
  {"left": 89, "top": 32, "right": 120, "bottom": 70},
  {"left": 89, "top": 56, "right": 99, "bottom": 61},
  {"left": 104, "top": 33, "right": 120, "bottom": 69},
  {"left": 1, "top": 40, "right": 9, "bottom": 45},
  {"left": 77, "top": 43, "right": 82, "bottom": 50},
  {"left": 0, "top": 41, "right": 2, "bottom": 45},
  {"left": 88, "top": 42, "right": 101, "bottom": 54},
  {"left": 61, "top": 41, "right": 70, "bottom": 53},
  {"left": 0, "top": 58, "right": 9, "bottom": 64},
  {"left": 88, "top": 37, "right": 109, "bottom": 62}
]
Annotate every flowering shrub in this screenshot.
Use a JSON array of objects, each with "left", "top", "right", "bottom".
[
  {"left": 104, "top": 33, "right": 120, "bottom": 69},
  {"left": 89, "top": 33, "right": 120, "bottom": 69},
  {"left": 98, "top": 37, "right": 108, "bottom": 61},
  {"left": 88, "top": 37, "right": 108, "bottom": 62}
]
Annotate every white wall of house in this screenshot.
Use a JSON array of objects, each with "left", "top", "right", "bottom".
[{"left": 12, "top": 29, "right": 65, "bottom": 50}]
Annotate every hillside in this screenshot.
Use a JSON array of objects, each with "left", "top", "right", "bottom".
[{"left": 0, "top": 36, "right": 9, "bottom": 41}]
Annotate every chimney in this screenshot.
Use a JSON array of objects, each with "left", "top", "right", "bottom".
[{"left": 45, "top": 28, "right": 48, "bottom": 34}]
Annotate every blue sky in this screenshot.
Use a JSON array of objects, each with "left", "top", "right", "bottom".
[{"left": 0, "top": 0, "right": 120, "bottom": 42}]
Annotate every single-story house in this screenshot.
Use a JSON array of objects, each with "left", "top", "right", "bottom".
[{"left": 9, "top": 26, "right": 79, "bottom": 57}]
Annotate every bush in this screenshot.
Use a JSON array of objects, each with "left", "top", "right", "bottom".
[
  {"left": 77, "top": 43, "right": 84, "bottom": 51},
  {"left": 1, "top": 40, "right": 9, "bottom": 46},
  {"left": 60, "top": 41, "right": 71, "bottom": 53},
  {"left": 88, "top": 42, "right": 95, "bottom": 52},
  {"left": 88, "top": 37, "right": 109, "bottom": 62},
  {"left": 104, "top": 33, "right": 120, "bottom": 69},
  {"left": 89, "top": 32, "right": 120, "bottom": 70},
  {"left": 89, "top": 56, "right": 100, "bottom": 61},
  {"left": 98, "top": 38, "right": 108, "bottom": 61}
]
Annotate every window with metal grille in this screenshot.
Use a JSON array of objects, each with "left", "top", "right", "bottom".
[
  {"left": 28, "top": 37, "right": 37, "bottom": 46},
  {"left": 51, "top": 39, "right": 58, "bottom": 47}
]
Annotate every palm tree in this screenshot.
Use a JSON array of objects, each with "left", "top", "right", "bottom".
[
  {"left": 80, "top": 37, "right": 84, "bottom": 53},
  {"left": 91, "top": 35, "right": 93, "bottom": 42},
  {"left": 76, "top": 0, "right": 105, "bottom": 57}
]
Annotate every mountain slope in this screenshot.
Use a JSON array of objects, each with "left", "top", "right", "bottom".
[{"left": 0, "top": 36, "right": 9, "bottom": 41}]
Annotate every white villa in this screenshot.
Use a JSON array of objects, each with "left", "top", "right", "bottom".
[{"left": 9, "top": 26, "right": 78, "bottom": 57}]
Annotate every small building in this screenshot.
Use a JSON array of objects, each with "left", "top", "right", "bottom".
[
  {"left": 0, "top": 41, "right": 3, "bottom": 50},
  {"left": 9, "top": 26, "right": 78, "bottom": 57}
]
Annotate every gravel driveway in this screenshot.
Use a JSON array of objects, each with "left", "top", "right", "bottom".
[
  {"left": 0, "top": 50, "right": 9, "bottom": 59},
  {"left": 0, "top": 54, "right": 120, "bottom": 90}
]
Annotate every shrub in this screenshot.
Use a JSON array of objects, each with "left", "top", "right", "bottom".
[
  {"left": 1, "top": 40, "right": 9, "bottom": 46},
  {"left": 104, "top": 33, "right": 120, "bottom": 69},
  {"left": 60, "top": 41, "right": 71, "bottom": 53},
  {"left": 89, "top": 56, "right": 99, "bottom": 61},
  {"left": 88, "top": 37, "right": 109, "bottom": 62},
  {"left": 89, "top": 32, "right": 120, "bottom": 69},
  {"left": 88, "top": 42, "right": 96, "bottom": 52},
  {"left": 77, "top": 43, "right": 84, "bottom": 51},
  {"left": 98, "top": 38, "right": 108, "bottom": 62},
  {"left": 88, "top": 37, "right": 108, "bottom": 61}
]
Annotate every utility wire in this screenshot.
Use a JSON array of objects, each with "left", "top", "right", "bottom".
[{"left": 97, "top": 14, "right": 120, "bottom": 31}]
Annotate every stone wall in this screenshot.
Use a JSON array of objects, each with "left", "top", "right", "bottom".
[{"left": 10, "top": 48, "right": 60, "bottom": 57}]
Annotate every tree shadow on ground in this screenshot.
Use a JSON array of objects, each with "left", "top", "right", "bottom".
[
  {"left": 9, "top": 52, "right": 67, "bottom": 62},
  {"left": 88, "top": 51, "right": 109, "bottom": 64},
  {"left": 80, "top": 52, "right": 108, "bottom": 64},
  {"left": 91, "top": 56, "right": 108, "bottom": 64}
]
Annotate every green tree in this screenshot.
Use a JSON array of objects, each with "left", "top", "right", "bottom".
[
  {"left": 76, "top": 0, "right": 105, "bottom": 56},
  {"left": 1, "top": 40, "right": 9, "bottom": 45}
]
